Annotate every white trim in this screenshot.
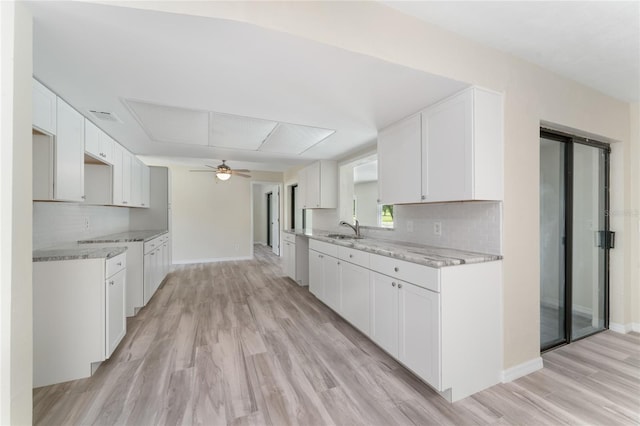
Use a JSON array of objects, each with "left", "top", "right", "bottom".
[
  {"left": 173, "top": 256, "right": 252, "bottom": 265},
  {"left": 501, "top": 357, "right": 543, "bottom": 383},
  {"left": 609, "top": 322, "right": 640, "bottom": 334}
]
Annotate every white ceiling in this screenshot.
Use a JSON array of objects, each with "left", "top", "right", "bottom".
[
  {"left": 385, "top": 1, "right": 640, "bottom": 103},
  {"left": 27, "top": 1, "right": 468, "bottom": 172}
]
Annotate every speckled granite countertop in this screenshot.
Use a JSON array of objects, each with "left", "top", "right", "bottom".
[
  {"left": 33, "top": 245, "right": 127, "bottom": 262},
  {"left": 284, "top": 229, "right": 501, "bottom": 268},
  {"left": 77, "top": 230, "right": 168, "bottom": 244}
]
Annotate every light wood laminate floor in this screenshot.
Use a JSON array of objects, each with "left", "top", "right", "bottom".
[{"left": 34, "top": 245, "right": 640, "bottom": 425}]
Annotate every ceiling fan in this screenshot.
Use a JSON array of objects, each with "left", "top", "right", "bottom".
[{"left": 189, "top": 160, "right": 251, "bottom": 181}]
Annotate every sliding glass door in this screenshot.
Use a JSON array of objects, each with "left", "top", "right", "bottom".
[{"left": 540, "top": 130, "right": 610, "bottom": 351}]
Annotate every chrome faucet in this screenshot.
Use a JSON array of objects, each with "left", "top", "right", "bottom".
[{"left": 339, "top": 219, "right": 360, "bottom": 238}]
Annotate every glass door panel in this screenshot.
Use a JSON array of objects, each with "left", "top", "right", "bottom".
[
  {"left": 571, "top": 143, "right": 607, "bottom": 339},
  {"left": 540, "top": 137, "right": 567, "bottom": 349}
]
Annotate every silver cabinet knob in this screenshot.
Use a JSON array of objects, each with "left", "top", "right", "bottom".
[
  {"left": 117, "top": 262, "right": 122, "bottom": 266},
  {"left": 109, "top": 280, "right": 114, "bottom": 286},
  {"left": 392, "top": 282, "right": 396, "bottom": 287},
  {"left": 337, "top": 261, "right": 341, "bottom": 265},
  {"left": 394, "top": 267, "right": 399, "bottom": 272},
  {"left": 421, "top": 195, "right": 426, "bottom": 200},
  {"left": 398, "top": 283, "right": 403, "bottom": 289},
  {"left": 349, "top": 254, "right": 353, "bottom": 258}
]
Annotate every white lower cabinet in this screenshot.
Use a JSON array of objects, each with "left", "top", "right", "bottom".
[
  {"left": 340, "top": 261, "right": 371, "bottom": 335},
  {"left": 33, "top": 252, "right": 127, "bottom": 387},
  {"left": 308, "top": 238, "right": 502, "bottom": 402},
  {"left": 106, "top": 268, "right": 126, "bottom": 358},
  {"left": 143, "top": 234, "right": 171, "bottom": 305},
  {"left": 309, "top": 249, "right": 324, "bottom": 298},
  {"left": 283, "top": 239, "right": 296, "bottom": 280},
  {"left": 398, "top": 278, "right": 441, "bottom": 390}
]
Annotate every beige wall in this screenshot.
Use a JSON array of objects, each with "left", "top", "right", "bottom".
[
  {"left": 630, "top": 103, "right": 640, "bottom": 329},
  {"left": 123, "top": 1, "right": 637, "bottom": 368},
  {"left": 168, "top": 165, "right": 282, "bottom": 263},
  {"left": 0, "top": 2, "right": 33, "bottom": 423}
]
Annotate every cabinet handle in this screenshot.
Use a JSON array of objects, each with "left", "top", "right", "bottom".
[
  {"left": 337, "top": 261, "right": 341, "bottom": 265},
  {"left": 81, "top": 195, "right": 86, "bottom": 199},
  {"left": 394, "top": 267, "right": 399, "bottom": 272},
  {"left": 319, "top": 254, "right": 323, "bottom": 258},
  {"left": 117, "top": 262, "right": 122, "bottom": 266},
  {"left": 421, "top": 195, "right": 426, "bottom": 200},
  {"left": 392, "top": 282, "right": 396, "bottom": 287},
  {"left": 398, "top": 283, "right": 403, "bottom": 289},
  {"left": 377, "top": 199, "right": 380, "bottom": 203},
  {"left": 349, "top": 254, "right": 353, "bottom": 258},
  {"left": 109, "top": 280, "right": 114, "bottom": 286}
]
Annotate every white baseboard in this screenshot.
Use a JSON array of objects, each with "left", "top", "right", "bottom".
[
  {"left": 609, "top": 322, "right": 640, "bottom": 334},
  {"left": 173, "top": 256, "right": 252, "bottom": 265},
  {"left": 501, "top": 357, "right": 543, "bottom": 383}
]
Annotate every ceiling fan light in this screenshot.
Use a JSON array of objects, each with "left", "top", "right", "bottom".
[{"left": 216, "top": 171, "right": 231, "bottom": 181}]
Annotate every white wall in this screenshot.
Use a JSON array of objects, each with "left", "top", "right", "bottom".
[
  {"left": 252, "top": 185, "right": 266, "bottom": 244},
  {"left": 0, "top": 2, "right": 32, "bottom": 423},
  {"left": 168, "top": 165, "right": 282, "bottom": 264},
  {"left": 128, "top": 1, "right": 634, "bottom": 370},
  {"left": 629, "top": 102, "right": 640, "bottom": 331},
  {"left": 33, "top": 203, "right": 130, "bottom": 249}
]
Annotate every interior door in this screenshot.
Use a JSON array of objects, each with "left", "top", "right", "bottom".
[{"left": 271, "top": 187, "right": 280, "bottom": 256}]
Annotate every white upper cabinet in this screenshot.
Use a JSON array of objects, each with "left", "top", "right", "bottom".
[
  {"left": 32, "top": 79, "right": 57, "bottom": 135},
  {"left": 130, "top": 159, "right": 142, "bottom": 208},
  {"left": 378, "top": 86, "right": 503, "bottom": 204},
  {"left": 55, "top": 98, "right": 85, "bottom": 202},
  {"left": 377, "top": 113, "right": 423, "bottom": 205},
  {"left": 84, "top": 120, "right": 114, "bottom": 165},
  {"left": 298, "top": 160, "right": 337, "bottom": 209},
  {"left": 423, "top": 87, "right": 503, "bottom": 202},
  {"left": 141, "top": 165, "right": 150, "bottom": 208}
]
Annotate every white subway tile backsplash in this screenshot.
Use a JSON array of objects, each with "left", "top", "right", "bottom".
[
  {"left": 33, "top": 202, "right": 129, "bottom": 249},
  {"left": 362, "top": 201, "right": 502, "bottom": 255}
]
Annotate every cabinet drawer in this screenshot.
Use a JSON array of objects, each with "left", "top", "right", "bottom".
[
  {"left": 283, "top": 233, "right": 296, "bottom": 244},
  {"left": 144, "top": 237, "right": 162, "bottom": 254},
  {"left": 338, "top": 246, "right": 370, "bottom": 268},
  {"left": 106, "top": 253, "right": 126, "bottom": 278},
  {"left": 370, "top": 253, "right": 440, "bottom": 293},
  {"left": 309, "top": 239, "right": 338, "bottom": 257}
]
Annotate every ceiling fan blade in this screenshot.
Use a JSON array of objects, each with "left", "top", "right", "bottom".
[
  {"left": 232, "top": 168, "right": 250, "bottom": 173},
  {"left": 189, "top": 170, "right": 216, "bottom": 172},
  {"left": 204, "top": 164, "right": 218, "bottom": 169},
  {"left": 234, "top": 173, "right": 252, "bottom": 178}
]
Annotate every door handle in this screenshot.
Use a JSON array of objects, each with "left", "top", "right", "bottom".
[{"left": 597, "top": 230, "right": 615, "bottom": 249}]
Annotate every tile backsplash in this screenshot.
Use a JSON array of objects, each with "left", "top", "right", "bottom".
[
  {"left": 33, "top": 202, "right": 129, "bottom": 249},
  {"left": 311, "top": 201, "right": 502, "bottom": 255}
]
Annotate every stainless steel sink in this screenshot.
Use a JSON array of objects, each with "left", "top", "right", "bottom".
[{"left": 326, "top": 233, "right": 363, "bottom": 240}]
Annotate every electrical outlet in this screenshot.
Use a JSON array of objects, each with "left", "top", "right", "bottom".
[
  {"left": 433, "top": 222, "right": 442, "bottom": 236},
  {"left": 84, "top": 217, "right": 90, "bottom": 230},
  {"left": 406, "top": 220, "right": 414, "bottom": 232}
]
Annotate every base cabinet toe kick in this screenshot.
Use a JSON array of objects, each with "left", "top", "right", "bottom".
[{"left": 308, "top": 238, "right": 502, "bottom": 402}]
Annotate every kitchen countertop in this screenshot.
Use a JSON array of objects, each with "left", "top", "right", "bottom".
[
  {"left": 77, "top": 230, "right": 168, "bottom": 244},
  {"left": 33, "top": 245, "right": 127, "bottom": 262},
  {"left": 284, "top": 229, "right": 501, "bottom": 268}
]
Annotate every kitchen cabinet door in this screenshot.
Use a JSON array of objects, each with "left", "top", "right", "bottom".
[
  {"left": 377, "top": 113, "right": 422, "bottom": 205},
  {"left": 130, "top": 159, "right": 142, "bottom": 208},
  {"left": 309, "top": 250, "right": 324, "bottom": 299},
  {"left": 141, "top": 165, "right": 150, "bottom": 208},
  {"left": 371, "top": 272, "right": 399, "bottom": 357},
  {"left": 106, "top": 268, "right": 126, "bottom": 357},
  {"left": 84, "top": 120, "right": 114, "bottom": 165},
  {"left": 340, "top": 261, "right": 371, "bottom": 335},
  {"left": 283, "top": 241, "right": 296, "bottom": 280},
  {"left": 55, "top": 98, "right": 85, "bottom": 202},
  {"left": 162, "top": 241, "right": 170, "bottom": 277},
  {"left": 304, "top": 161, "right": 321, "bottom": 208},
  {"left": 399, "top": 281, "right": 441, "bottom": 390},
  {"left": 32, "top": 79, "right": 57, "bottom": 135},
  {"left": 423, "top": 90, "right": 472, "bottom": 202},
  {"left": 143, "top": 251, "right": 154, "bottom": 305},
  {"left": 323, "top": 257, "right": 341, "bottom": 313},
  {"left": 113, "top": 145, "right": 124, "bottom": 206},
  {"left": 122, "top": 151, "right": 132, "bottom": 206}
]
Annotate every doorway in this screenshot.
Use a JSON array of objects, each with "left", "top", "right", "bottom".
[{"left": 539, "top": 129, "right": 611, "bottom": 351}]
